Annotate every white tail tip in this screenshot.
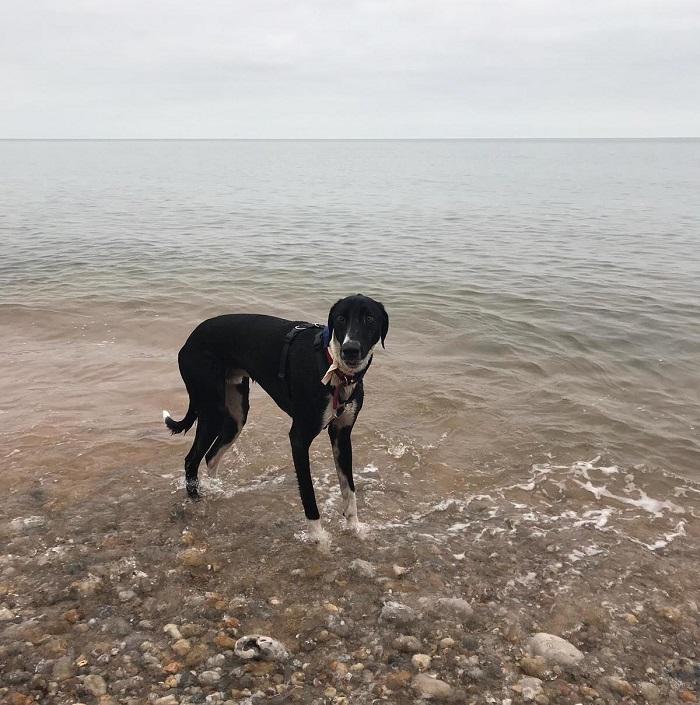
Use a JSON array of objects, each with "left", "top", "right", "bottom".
[{"left": 162, "top": 410, "right": 170, "bottom": 421}]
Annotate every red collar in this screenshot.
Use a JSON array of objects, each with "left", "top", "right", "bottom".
[{"left": 324, "top": 348, "right": 362, "bottom": 412}]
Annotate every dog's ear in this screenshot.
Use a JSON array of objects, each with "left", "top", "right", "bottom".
[
  {"left": 378, "top": 301, "right": 389, "bottom": 348},
  {"left": 327, "top": 299, "right": 342, "bottom": 342}
]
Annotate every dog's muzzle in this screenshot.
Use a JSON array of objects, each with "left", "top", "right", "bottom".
[{"left": 341, "top": 340, "right": 362, "bottom": 364}]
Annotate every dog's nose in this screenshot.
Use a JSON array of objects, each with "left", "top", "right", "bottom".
[{"left": 341, "top": 340, "right": 361, "bottom": 360}]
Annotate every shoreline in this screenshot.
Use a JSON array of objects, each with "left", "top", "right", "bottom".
[{"left": 2, "top": 453, "right": 698, "bottom": 705}]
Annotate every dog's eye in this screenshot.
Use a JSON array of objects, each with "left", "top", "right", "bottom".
[
  {"left": 336, "top": 315, "right": 345, "bottom": 324},
  {"left": 365, "top": 315, "right": 375, "bottom": 324}
]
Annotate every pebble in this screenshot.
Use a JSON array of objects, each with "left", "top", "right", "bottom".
[
  {"left": 393, "top": 635, "right": 422, "bottom": 653},
  {"left": 215, "top": 634, "right": 237, "bottom": 649},
  {"left": 348, "top": 559, "right": 376, "bottom": 578},
  {"left": 164, "top": 660, "right": 182, "bottom": 673},
  {"left": 164, "top": 623, "right": 183, "bottom": 639},
  {"left": 519, "top": 656, "right": 549, "bottom": 678},
  {"left": 439, "top": 637, "right": 455, "bottom": 649},
  {"left": 385, "top": 670, "right": 412, "bottom": 690},
  {"left": 411, "top": 673, "right": 453, "bottom": 700},
  {"left": 656, "top": 605, "right": 682, "bottom": 622},
  {"left": 512, "top": 676, "right": 544, "bottom": 701},
  {"left": 638, "top": 682, "right": 661, "bottom": 702},
  {"left": 164, "top": 674, "right": 180, "bottom": 688},
  {"left": 63, "top": 608, "right": 81, "bottom": 624},
  {"left": 52, "top": 655, "right": 75, "bottom": 681},
  {"left": 330, "top": 661, "right": 348, "bottom": 678},
  {"left": 434, "top": 597, "right": 474, "bottom": 619},
  {"left": 526, "top": 633, "right": 584, "bottom": 668},
  {"left": 411, "top": 653, "right": 432, "bottom": 671},
  {"left": 7, "top": 695, "right": 33, "bottom": 705},
  {"left": 180, "top": 548, "right": 209, "bottom": 568},
  {"left": 154, "top": 696, "right": 179, "bottom": 705},
  {"left": 184, "top": 643, "right": 210, "bottom": 666},
  {"left": 207, "top": 653, "right": 226, "bottom": 668},
  {"left": 379, "top": 601, "right": 418, "bottom": 626},
  {"left": 234, "top": 635, "right": 289, "bottom": 662},
  {"left": 172, "top": 639, "right": 192, "bottom": 656},
  {"left": 84, "top": 674, "right": 108, "bottom": 696},
  {"left": 605, "top": 676, "right": 634, "bottom": 697},
  {"left": 680, "top": 691, "right": 697, "bottom": 703},
  {"left": 181, "top": 622, "right": 205, "bottom": 637},
  {"left": 0, "top": 606, "right": 14, "bottom": 621},
  {"left": 71, "top": 574, "right": 103, "bottom": 596},
  {"left": 198, "top": 670, "right": 221, "bottom": 685}
]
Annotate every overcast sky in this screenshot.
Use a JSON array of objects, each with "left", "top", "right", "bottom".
[{"left": 2, "top": 0, "right": 699, "bottom": 138}]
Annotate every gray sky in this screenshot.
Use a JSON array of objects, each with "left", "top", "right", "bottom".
[{"left": 2, "top": 0, "right": 699, "bottom": 138}]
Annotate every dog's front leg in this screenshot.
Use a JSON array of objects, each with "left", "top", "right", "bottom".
[
  {"left": 328, "top": 423, "right": 363, "bottom": 534},
  {"left": 289, "top": 424, "right": 328, "bottom": 545}
]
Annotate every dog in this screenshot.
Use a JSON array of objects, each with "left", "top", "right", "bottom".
[{"left": 163, "top": 294, "right": 388, "bottom": 541}]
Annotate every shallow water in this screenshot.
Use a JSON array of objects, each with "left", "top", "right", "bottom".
[{"left": 1, "top": 138, "right": 699, "bottom": 541}]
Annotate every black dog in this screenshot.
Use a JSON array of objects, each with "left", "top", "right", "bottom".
[{"left": 163, "top": 294, "right": 388, "bottom": 541}]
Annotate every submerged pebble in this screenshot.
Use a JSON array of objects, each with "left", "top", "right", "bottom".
[
  {"left": 411, "top": 653, "right": 432, "bottom": 671},
  {"left": 393, "top": 635, "right": 422, "bottom": 653},
  {"left": 411, "top": 673, "right": 453, "bottom": 700},
  {"left": 526, "top": 633, "right": 584, "bottom": 667},
  {"left": 379, "top": 601, "right": 418, "bottom": 626},
  {"left": 348, "top": 559, "right": 376, "bottom": 578},
  {"left": 234, "top": 635, "right": 289, "bottom": 662}
]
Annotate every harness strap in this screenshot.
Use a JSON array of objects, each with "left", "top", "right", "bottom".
[{"left": 277, "top": 323, "right": 324, "bottom": 380}]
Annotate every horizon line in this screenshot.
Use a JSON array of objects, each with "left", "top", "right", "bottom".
[{"left": 1, "top": 136, "right": 699, "bottom": 142}]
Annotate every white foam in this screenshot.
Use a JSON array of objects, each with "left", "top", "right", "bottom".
[
  {"left": 388, "top": 442, "right": 409, "bottom": 458},
  {"left": 447, "top": 522, "right": 470, "bottom": 532},
  {"left": 573, "top": 479, "right": 684, "bottom": 516},
  {"left": 574, "top": 508, "right": 616, "bottom": 529},
  {"left": 632, "top": 520, "right": 687, "bottom": 552}
]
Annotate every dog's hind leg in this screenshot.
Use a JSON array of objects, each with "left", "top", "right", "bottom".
[
  {"left": 205, "top": 377, "right": 250, "bottom": 473},
  {"left": 328, "top": 423, "right": 361, "bottom": 534},
  {"left": 184, "top": 408, "right": 222, "bottom": 499}
]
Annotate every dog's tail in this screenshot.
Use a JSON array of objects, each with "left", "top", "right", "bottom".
[{"left": 162, "top": 406, "right": 197, "bottom": 435}]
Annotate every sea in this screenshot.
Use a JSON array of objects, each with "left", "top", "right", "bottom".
[{"left": 1, "top": 139, "right": 699, "bottom": 553}]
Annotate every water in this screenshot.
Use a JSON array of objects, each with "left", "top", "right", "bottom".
[
  {"left": 2, "top": 139, "right": 700, "bottom": 704},
  {"left": 1, "top": 139, "right": 699, "bottom": 544}
]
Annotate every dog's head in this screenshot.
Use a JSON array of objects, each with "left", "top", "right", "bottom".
[{"left": 327, "top": 294, "right": 389, "bottom": 372}]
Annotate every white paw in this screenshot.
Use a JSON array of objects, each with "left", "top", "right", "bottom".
[
  {"left": 347, "top": 516, "right": 369, "bottom": 539},
  {"left": 307, "top": 520, "right": 331, "bottom": 551}
]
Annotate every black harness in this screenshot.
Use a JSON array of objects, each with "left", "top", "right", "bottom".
[
  {"left": 277, "top": 323, "right": 325, "bottom": 380},
  {"left": 277, "top": 323, "right": 371, "bottom": 420}
]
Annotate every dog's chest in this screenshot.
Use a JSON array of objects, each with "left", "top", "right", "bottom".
[{"left": 321, "top": 385, "right": 358, "bottom": 429}]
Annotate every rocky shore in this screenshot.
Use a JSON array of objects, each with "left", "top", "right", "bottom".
[{"left": 1, "top": 455, "right": 699, "bottom": 705}]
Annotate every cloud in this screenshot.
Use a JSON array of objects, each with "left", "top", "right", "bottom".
[{"left": 2, "top": 0, "right": 699, "bottom": 137}]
